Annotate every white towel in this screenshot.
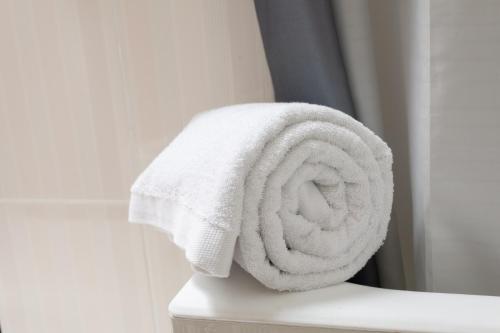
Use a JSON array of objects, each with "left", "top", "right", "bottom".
[{"left": 129, "top": 103, "right": 393, "bottom": 291}]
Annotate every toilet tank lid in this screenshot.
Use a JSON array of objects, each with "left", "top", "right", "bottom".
[{"left": 169, "top": 265, "right": 500, "bottom": 333}]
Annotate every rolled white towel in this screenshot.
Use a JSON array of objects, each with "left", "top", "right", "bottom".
[{"left": 129, "top": 103, "right": 393, "bottom": 291}]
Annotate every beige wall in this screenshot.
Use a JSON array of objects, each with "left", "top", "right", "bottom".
[{"left": 0, "top": 0, "right": 273, "bottom": 332}]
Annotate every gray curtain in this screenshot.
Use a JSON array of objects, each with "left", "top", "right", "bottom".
[{"left": 254, "top": 0, "right": 380, "bottom": 287}]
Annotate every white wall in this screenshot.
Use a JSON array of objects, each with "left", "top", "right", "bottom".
[{"left": 0, "top": 0, "right": 273, "bottom": 332}]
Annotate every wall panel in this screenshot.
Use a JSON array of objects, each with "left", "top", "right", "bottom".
[{"left": 0, "top": 0, "right": 273, "bottom": 332}]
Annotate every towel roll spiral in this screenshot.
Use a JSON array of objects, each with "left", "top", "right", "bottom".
[{"left": 129, "top": 103, "right": 393, "bottom": 291}]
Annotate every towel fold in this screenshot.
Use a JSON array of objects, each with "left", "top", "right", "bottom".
[{"left": 129, "top": 103, "right": 393, "bottom": 291}]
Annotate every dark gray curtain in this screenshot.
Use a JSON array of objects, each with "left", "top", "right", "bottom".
[{"left": 254, "top": 0, "right": 380, "bottom": 287}]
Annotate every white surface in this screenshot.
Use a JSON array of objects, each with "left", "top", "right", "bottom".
[{"left": 170, "top": 265, "right": 500, "bottom": 333}]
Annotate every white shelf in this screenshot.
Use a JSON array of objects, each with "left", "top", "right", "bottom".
[{"left": 169, "top": 265, "right": 500, "bottom": 333}]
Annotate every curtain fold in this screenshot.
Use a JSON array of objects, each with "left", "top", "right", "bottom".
[
  {"left": 254, "top": 0, "right": 355, "bottom": 116},
  {"left": 332, "top": 0, "right": 407, "bottom": 290},
  {"left": 254, "top": 0, "right": 381, "bottom": 287}
]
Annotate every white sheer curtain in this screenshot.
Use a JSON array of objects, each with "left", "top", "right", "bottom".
[{"left": 335, "top": 0, "right": 500, "bottom": 296}]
